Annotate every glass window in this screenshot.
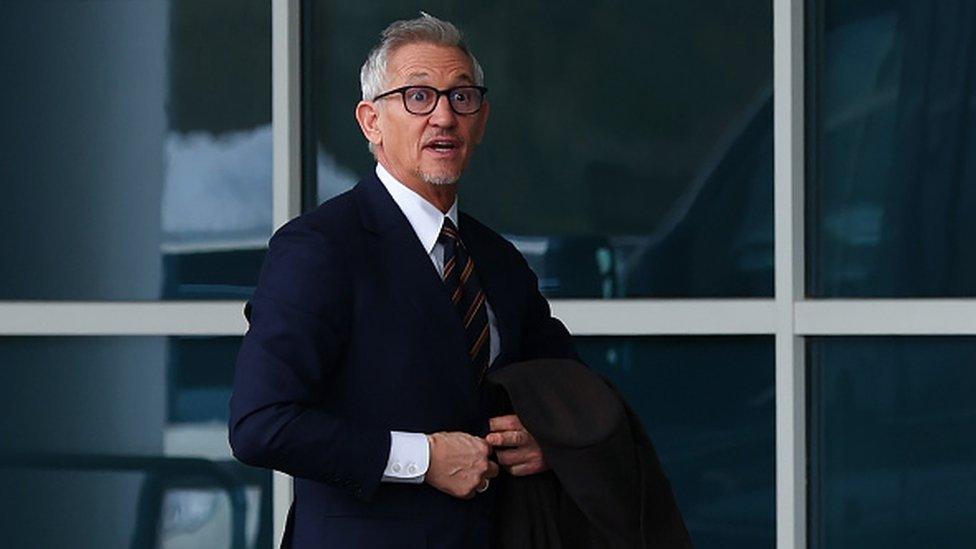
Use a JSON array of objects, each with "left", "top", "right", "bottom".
[
  {"left": 0, "top": 336, "right": 272, "bottom": 548},
  {"left": 0, "top": 1, "right": 272, "bottom": 300},
  {"left": 808, "top": 337, "right": 976, "bottom": 547},
  {"left": 576, "top": 336, "right": 775, "bottom": 548},
  {"left": 305, "top": 1, "right": 773, "bottom": 297},
  {"left": 807, "top": 1, "right": 976, "bottom": 296}
]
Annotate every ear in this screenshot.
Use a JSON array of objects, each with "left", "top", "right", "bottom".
[
  {"left": 355, "top": 101, "right": 383, "bottom": 147},
  {"left": 472, "top": 99, "right": 490, "bottom": 145}
]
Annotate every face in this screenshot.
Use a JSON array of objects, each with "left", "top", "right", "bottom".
[{"left": 356, "top": 43, "right": 489, "bottom": 192}]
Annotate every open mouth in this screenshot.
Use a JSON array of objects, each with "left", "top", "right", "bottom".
[{"left": 424, "top": 139, "right": 461, "bottom": 154}]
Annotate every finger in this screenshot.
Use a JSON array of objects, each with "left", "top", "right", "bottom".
[
  {"left": 495, "top": 447, "right": 528, "bottom": 466},
  {"left": 486, "top": 460, "right": 500, "bottom": 478},
  {"left": 486, "top": 429, "right": 527, "bottom": 448},
  {"left": 489, "top": 414, "right": 523, "bottom": 432},
  {"left": 509, "top": 461, "right": 544, "bottom": 477}
]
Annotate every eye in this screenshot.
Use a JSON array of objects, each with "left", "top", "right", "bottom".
[
  {"left": 451, "top": 89, "right": 471, "bottom": 103},
  {"left": 407, "top": 88, "right": 431, "bottom": 102}
]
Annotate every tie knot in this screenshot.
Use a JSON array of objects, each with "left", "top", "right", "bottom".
[{"left": 439, "top": 217, "right": 461, "bottom": 243}]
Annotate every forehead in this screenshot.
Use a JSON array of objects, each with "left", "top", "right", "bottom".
[{"left": 386, "top": 42, "right": 475, "bottom": 86}]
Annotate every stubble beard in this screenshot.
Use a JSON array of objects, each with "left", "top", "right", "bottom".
[{"left": 418, "top": 168, "right": 459, "bottom": 187}]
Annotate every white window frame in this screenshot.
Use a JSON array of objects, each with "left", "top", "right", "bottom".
[{"left": 2, "top": 0, "right": 975, "bottom": 547}]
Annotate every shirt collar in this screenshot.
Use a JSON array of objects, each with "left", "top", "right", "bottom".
[{"left": 375, "top": 163, "right": 458, "bottom": 254}]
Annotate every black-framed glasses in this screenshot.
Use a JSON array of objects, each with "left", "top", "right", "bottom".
[{"left": 373, "top": 85, "right": 488, "bottom": 115}]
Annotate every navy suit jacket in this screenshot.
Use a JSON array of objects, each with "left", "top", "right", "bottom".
[{"left": 229, "top": 173, "right": 578, "bottom": 548}]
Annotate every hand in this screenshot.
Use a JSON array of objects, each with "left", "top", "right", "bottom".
[
  {"left": 424, "top": 432, "right": 499, "bottom": 499},
  {"left": 486, "top": 414, "right": 548, "bottom": 476}
]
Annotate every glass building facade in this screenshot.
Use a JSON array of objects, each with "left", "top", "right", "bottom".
[
  {"left": 0, "top": 2, "right": 274, "bottom": 547},
  {"left": 806, "top": 0, "right": 976, "bottom": 297},
  {"left": 1, "top": 1, "right": 973, "bottom": 547},
  {"left": 0, "top": 0, "right": 272, "bottom": 301},
  {"left": 808, "top": 337, "right": 976, "bottom": 548}
]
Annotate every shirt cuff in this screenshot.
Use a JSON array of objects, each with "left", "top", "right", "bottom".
[{"left": 381, "top": 431, "right": 430, "bottom": 483}]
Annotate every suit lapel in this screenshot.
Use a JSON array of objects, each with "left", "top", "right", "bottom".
[
  {"left": 354, "top": 174, "right": 520, "bottom": 379},
  {"left": 353, "top": 175, "right": 475, "bottom": 389}
]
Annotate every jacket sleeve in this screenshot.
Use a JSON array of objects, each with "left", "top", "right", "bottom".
[
  {"left": 228, "top": 220, "right": 389, "bottom": 501},
  {"left": 514, "top": 252, "right": 582, "bottom": 362}
]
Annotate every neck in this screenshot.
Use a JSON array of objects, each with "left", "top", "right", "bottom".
[
  {"left": 378, "top": 161, "right": 457, "bottom": 214},
  {"left": 419, "top": 185, "right": 457, "bottom": 214}
]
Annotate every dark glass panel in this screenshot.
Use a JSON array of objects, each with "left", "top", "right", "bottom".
[
  {"left": 0, "top": 1, "right": 272, "bottom": 300},
  {"left": 807, "top": 1, "right": 976, "bottom": 296},
  {"left": 577, "top": 336, "right": 775, "bottom": 549},
  {"left": 0, "top": 336, "right": 271, "bottom": 548},
  {"left": 809, "top": 337, "right": 976, "bottom": 548}
]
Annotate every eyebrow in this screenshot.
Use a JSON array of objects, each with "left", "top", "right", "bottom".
[{"left": 404, "top": 71, "right": 430, "bottom": 82}]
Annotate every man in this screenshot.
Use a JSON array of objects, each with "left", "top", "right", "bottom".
[{"left": 230, "top": 13, "right": 578, "bottom": 548}]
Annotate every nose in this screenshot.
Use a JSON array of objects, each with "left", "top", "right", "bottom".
[{"left": 428, "top": 93, "right": 458, "bottom": 128}]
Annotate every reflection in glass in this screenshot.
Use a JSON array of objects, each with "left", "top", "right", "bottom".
[
  {"left": 306, "top": 1, "right": 773, "bottom": 297},
  {"left": 576, "top": 336, "right": 775, "bottom": 549},
  {"left": 809, "top": 337, "right": 976, "bottom": 548},
  {"left": 807, "top": 1, "right": 976, "bottom": 296},
  {"left": 0, "top": 1, "right": 271, "bottom": 300},
  {"left": 0, "top": 336, "right": 271, "bottom": 549}
]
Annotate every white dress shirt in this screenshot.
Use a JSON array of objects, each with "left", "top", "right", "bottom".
[{"left": 376, "top": 163, "right": 500, "bottom": 483}]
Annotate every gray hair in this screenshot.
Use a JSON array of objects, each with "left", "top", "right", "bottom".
[{"left": 360, "top": 12, "right": 485, "bottom": 102}]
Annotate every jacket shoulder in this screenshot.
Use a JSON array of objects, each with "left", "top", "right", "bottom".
[
  {"left": 459, "top": 211, "right": 523, "bottom": 262},
  {"left": 274, "top": 188, "right": 360, "bottom": 243}
]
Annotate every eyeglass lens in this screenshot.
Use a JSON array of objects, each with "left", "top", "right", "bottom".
[{"left": 403, "top": 87, "right": 483, "bottom": 114}]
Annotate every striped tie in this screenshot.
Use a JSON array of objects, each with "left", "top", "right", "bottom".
[{"left": 438, "top": 217, "right": 491, "bottom": 381}]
